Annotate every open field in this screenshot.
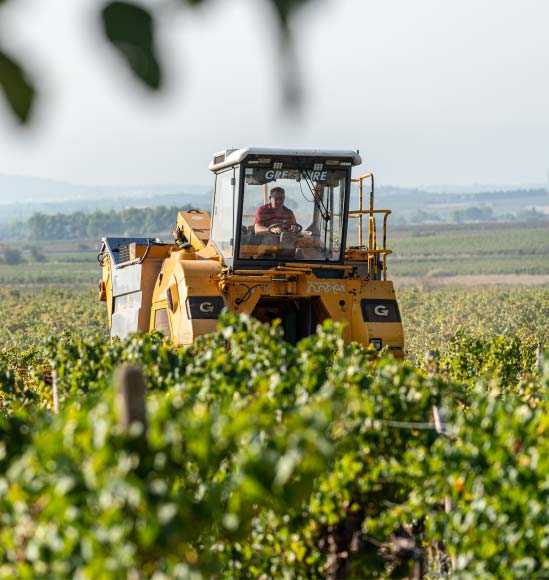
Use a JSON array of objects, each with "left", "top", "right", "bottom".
[
  {"left": 2, "top": 221, "right": 547, "bottom": 285},
  {"left": 389, "top": 219, "right": 549, "bottom": 241},
  {"left": 391, "top": 227, "right": 549, "bottom": 256},
  {"left": 0, "top": 260, "right": 97, "bottom": 285},
  {"left": 388, "top": 254, "right": 549, "bottom": 277},
  {"left": 388, "top": 220, "right": 549, "bottom": 277},
  {"left": 394, "top": 274, "right": 549, "bottom": 289}
]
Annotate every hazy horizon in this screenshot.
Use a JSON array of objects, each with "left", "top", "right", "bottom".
[
  {"left": 0, "top": 0, "right": 548, "bottom": 190},
  {"left": 1, "top": 171, "right": 547, "bottom": 197}
]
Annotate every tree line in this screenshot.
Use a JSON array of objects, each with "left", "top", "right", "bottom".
[{"left": 23, "top": 205, "right": 196, "bottom": 241}]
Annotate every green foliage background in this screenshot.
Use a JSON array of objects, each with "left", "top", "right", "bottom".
[
  {"left": 25, "top": 206, "right": 191, "bottom": 241},
  {"left": 0, "top": 285, "right": 547, "bottom": 577}
]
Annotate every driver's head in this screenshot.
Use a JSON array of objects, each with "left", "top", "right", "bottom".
[{"left": 269, "top": 187, "right": 285, "bottom": 209}]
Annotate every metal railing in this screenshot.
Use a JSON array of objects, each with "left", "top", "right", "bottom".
[{"left": 349, "top": 173, "right": 392, "bottom": 280}]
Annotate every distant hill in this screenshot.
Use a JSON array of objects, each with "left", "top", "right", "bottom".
[
  {"left": 370, "top": 185, "right": 548, "bottom": 224},
  {"left": 418, "top": 183, "right": 547, "bottom": 194},
  {"left": 0, "top": 174, "right": 211, "bottom": 224},
  {"left": 0, "top": 175, "right": 87, "bottom": 203},
  {"left": 0, "top": 174, "right": 209, "bottom": 205}
]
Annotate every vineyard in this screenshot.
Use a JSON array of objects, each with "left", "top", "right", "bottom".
[
  {"left": 1, "top": 221, "right": 549, "bottom": 286},
  {"left": 0, "top": 286, "right": 548, "bottom": 578}
]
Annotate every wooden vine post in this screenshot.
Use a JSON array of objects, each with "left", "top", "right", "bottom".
[
  {"left": 115, "top": 365, "right": 148, "bottom": 435},
  {"left": 52, "top": 369, "right": 59, "bottom": 414},
  {"left": 535, "top": 346, "right": 543, "bottom": 370},
  {"left": 424, "top": 350, "right": 456, "bottom": 574}
]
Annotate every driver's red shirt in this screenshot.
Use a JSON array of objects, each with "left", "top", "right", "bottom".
[{"left": 254, "top": 204, "right": 296, "bottom": 228}]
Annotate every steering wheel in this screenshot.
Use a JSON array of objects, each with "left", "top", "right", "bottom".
[{"left": 267, "top": 223, "right": 303, "bottom": 234}]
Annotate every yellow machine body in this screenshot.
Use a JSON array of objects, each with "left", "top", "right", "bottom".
[{"left": 99, "top": 148, "right": 404, "bottom": 355}]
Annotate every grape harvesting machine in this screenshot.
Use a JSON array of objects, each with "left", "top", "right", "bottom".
[{"left": 98, "top": 147, "right": 404, "bottom": 353}]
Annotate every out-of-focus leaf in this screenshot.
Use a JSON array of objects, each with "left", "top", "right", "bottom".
[
  {"left": 267, "top": 0, "right": 315, "bottom": 112},
  {"left": 0, "top": 50, "right": 35, "bottom": 123},
  {"left": 101, "top": 1, "right": 162, "bottom": 89},
  {"left": 270, "top": 0, "right": 314, "bottom": 29}
]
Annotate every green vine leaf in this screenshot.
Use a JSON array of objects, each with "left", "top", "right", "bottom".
[
  {"left": 0, "top": 49, "right": 35, "bottom": 123},
  {"left": 101, "top": 1, "right": 162, "bottom": 90}
]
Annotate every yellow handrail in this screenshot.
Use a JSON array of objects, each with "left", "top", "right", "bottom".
[
  {"left": 351, "top": 173, "right": 374, "bottom": 247},
  {"left": 348, "top": 173, "right": 392, "bottom": 280}
]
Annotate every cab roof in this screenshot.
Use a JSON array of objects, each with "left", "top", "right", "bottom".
[{"left": 208, "top": 147, "right": 362, "bottom": 172}]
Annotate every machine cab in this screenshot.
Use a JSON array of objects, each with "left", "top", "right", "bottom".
[{"left": 208, "top": 147, "right": 362, "bottom": 268}]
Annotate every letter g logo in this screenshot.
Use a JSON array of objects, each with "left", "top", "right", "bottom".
[
  {"left": 199, "top": 302, "right": 214, "bottom": 314},
  {"left": 374, "top": 304, "right": 389, "bottom": 317}
]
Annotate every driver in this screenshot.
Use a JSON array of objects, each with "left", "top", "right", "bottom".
[{"left": 254, "top": 187, "right": 298, "bottom": 235}]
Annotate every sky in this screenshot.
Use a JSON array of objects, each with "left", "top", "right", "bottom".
[{"left": 0, "top": 0, "right": 548, "bottom": 189}]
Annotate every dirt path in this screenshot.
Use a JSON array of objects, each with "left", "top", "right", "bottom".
[{"left": 393, "top": 274, "right": 549, "bottom": 289}]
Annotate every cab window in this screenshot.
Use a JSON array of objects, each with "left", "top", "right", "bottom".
[
  {"left": 239, "top": 166, "right": 348, "bottom": 262},
  {"left": 211, "top": 168, "right": 236, "bottom": 258}
]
